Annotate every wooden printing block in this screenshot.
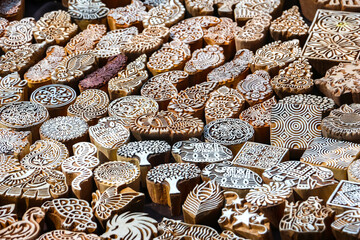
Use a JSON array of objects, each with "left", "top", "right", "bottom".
[
  {"left": 172, "top": 138, "right": 233, "bottom": 169},
  {"left": 0, "top": 128, "right": 30, "bottom": 159},
  {"left": 38, "top": 230, "right": 101, "bottom": 240},
  {"left": 182, "top": 180, "right": 224, "bottom": 228},
  {"left": 117, "top": 140, "right": 171, "bottom": 187},
  {"left": 279, "top": 196, "right": 334, "bottom": 240},
  {"left": 301, "top": 137, "right": 360, "bottom": 180},
  {"left": 239, "top": 96, "right": 277, "bottom": 144},
  {"left": 142, "top": 0, "right": 184, "bottom": 28},
  {"left": 94, "top": 161, "right": 141, "bottom": 193},
  {"left": 204, "top": 118, "right": 254, "bottom": 155},
  {"left": 262, "top": 161, "right": 338, "bottom": 201},
  {"left": 331, "top": 209, "right": 360, "bottom": 240},
  {"left": 348, "top": 159, "right": 360, "bottom": 183},
  {"left": 30, "top": 84, "right": 77, "bottom": 118},
  {"left": 245, "top": 182, "right": 294, "bottom": 228},
  {"left": 62, "top": 142, "right": 99, "bottom": 202},
  {"left": 89, "top": 117, "right": 130, "bottom": 162},
  {"left": 232, "top": 141, "right": 289, "bottom": 176},
  {"left": 327, "top": 180, "right": 360, "bottom": 214},
  {"left": 146, "top": 163, "right": 201, "bottom": 216},
  {"left": 0, "top": 17, "right": 9, "bottom": 38},
  {"left": 0, "top": 0, "right": 24, "bottom": 21},
  {"left": 0, "top": 72, "right": 27, "bottom": 107}
]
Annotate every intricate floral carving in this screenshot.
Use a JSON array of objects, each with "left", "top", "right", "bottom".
[
  {"left": 108, "top": 95, "right": 159, "bottom": 127},
  {"left": 67, "top": 89, "right": 109, "bottom": 125},
  {"left": 301, "top": 137, "right": 360, "bottom": 180},
  {"left": 321, "top": 104, "right": 360, "bottom": 143},
  {"left": 0, "top": 72, "right": 26, "bottom": 106},
  {"left": 62, "top": 142, "right": 100, "bottom": 201},
  {"left": 270, "top": 103, "right": 322, "bottom": 151},
  {"left": 42, "top": 198, "right": 97, "bottom": 233},
  {"left": 65, "top": 24, "right": 106, "bottom": 54},
  {"left": 108, "top": 54, "right": 148, "bottom": 100},
  {"left": 234, "top": 0, "right": 282, "bottom": 23},
  {"left": 218, "top": 191, "right": 271, "bottom": 239},
  {"left": 68, "top": 0, "right": 109, "bottom": 26},
  {"left": 271, "top": 58, "right": 314, "bottom": 98},
  {"left": 0, "top": 128, "right": 30, "bottom": 159},
  {"left": 251, "top": 39, "right": 301, "bottom": 76},
  {"left": 147, "top": 40, "right": 191, "bottom": 75},
  {"left": 0, "top": 17, "right": 35, "bottom": 52},
  {"left": 185, "top": 0, "right": 214, "bottom": 16},
  {"left": 278, "top": 94, "right": 335, "bottom": 114},
  {"left": 34, "top": 10, "right": 78, "bottom": 45},
  {"left": 142, "top": 0, "right": 185, "bottom": 28},
  {"left": 0, "top": 154, "right": 21, "bottom": 181},
  {"left": 107, "top": 0, "right": 147, "bottom": 30}
]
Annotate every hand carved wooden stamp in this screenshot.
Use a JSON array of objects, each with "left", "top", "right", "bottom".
[
  {"left": 30, "top": 84, "right": 77, "bottom": 117},
  {"left": 184, "top": 44, "right": 225, "bottom": 86},
  {"left": 204, "top": 17, "right": 240, "bottom": 60},
  {"left": 263, "top": 161, "right": 338, "bottom": 201},
  {"left": 270, "top": 6, "right": 309, "bottom": 45},
  {"left": 94, "top": 27, "right": 138, "bottom": 59},
  {"left": 232, "top": 142, "right": 289, "bottom": 175},
  {"left": 101, "top": 212, "right": 158, "bottom": 240},
  {"left": 0, "top": 101, "right": 49, "bottom": 140},
  {"left": 117, "top": 140, "right": 171, "bottom": 186},
  {"left": 183, "top": 180, "right": 224, "bottom": 227},
  {"left": 235, "top": 13, "right": 272, "bottom": 52},
  {"left": 0, "top": 42, "right": 47, "bottom": 77},
  {"left": 327, "top": 180, "right": 360, "bottom": 214},
  {"left": 251, "top": 39, "right": 301, "bottom": 77},
  {"left": 207, "top": 49, "right": 253, "bottom": 88},
  {"left": 234, "top": 0, "right": 283, "bottom": 25},
  {"left": 0, "top": 128, "right": 30, "bottom": 159},
  {"left": 92, "top": 186, "right": 145, "bottom": 228},
  {"left": 146, "top": 163, "right": 201, "bottom": 215},
  {"left": 280, "top": 196, "right": 334, "bottom": 240},
  {"left": 107, "top": 0, "right": 147, "bottom": 31},
  {"left": 315, "top": 61, "right": 360, "bottom": 106},
  {"left": 94, "top": 161, "right": 140, "bottom": 193},
  {"left": 239, "top": 96, "right": 276, "bottom": 143},
  {"left": 302, "top": 10, "right": 360, "bottom": 74},
  {"left": 25, "top": 46, "right": 67, "bottom": 92},
  {"left": 0, "top": 17, "right": 9, "bottom": 37},
  {"left": 156, "top": 217, "right": 245, "bottom": 240},
  {"left": 236, "top": 70, "right": 273, "bottom": 106},
  {"left": 0, "top": 207, "right": 45, "bottom": 239},
  {"left": 108, "top": 54, "right": 148, "bottom": 100},
  {"left": 204, "top": 118, "right": 254, "bottom": 154},
  {"left": 0, "top": 204, "right": 16, "bottom": 228},
  {"left": 108, "top": 95, "right": 159, "bottom": 127},
  {"left": 130, "top": 110, "right": 204, "bottom": 144},
  {"left": 0, "top": 0, "right": 24, "bottom": 21},
  {"left": 79, "top": 54, "right": 127, "bottom": 92},
  {"left": 68, "top": 0, "right": 109, "bottom": 30},
  {"left": 65, "top": 24, "right": 106, "bottom": 55},
  {"left": 321, "top": 104, "right": 360, "bottom": 143},
  {"left": 141, "top": 70, "right": 189, "bottom": 110},
  {"left": 0, "top": 154, "right": 22, "bottom": 184},
  {"left": 204, "top": 86, "right": 245, "bottom": 124},
  {"left": 185, "top": 0, "right": 214, "bottom": 16},
  {"left": 51, "top": 51, "right": 98, "bottom": 90},
  {"left": 62, "top": 142, "right": 99, "bottom": 202},
  {"left": 89, "top": 117, "right": 130, "bottom": 162},
  {"left": 40, "top": 116, "right": 89, "bottom": 154},
  {"left": 34, "top": 10, "right": 78, "bottom": 46},
  {"left": 0, "top": 17, "right": 35, "bottom": 52},
  {"left": 172, "top": 138, "right": 233, "bottom": 169},
  {"left": 67, "top": 89, "right": 109, "bottom": 126},
  {"left": 279, "top": 94, "right": 335, "bottom": 116},
  {"left": 38, "top": 230, "right": 101, "bottom": 240},
  {"left": 301, "top": 137, "right": 360, "bottom": 180},
  {"left": 142, "top": 0, "right": 185, "bottom": 28},
  {"left": 271, "top": 58, "right": 314, "bottom": 98},
  {"left": 245, "top": 182, "right": 293, "bottom": 228},
  {"left": 167, "top": 81, "right": 218, "bottom": 119},
  {"left": 202, "top": 162, "right": 263, "bottom": 197},
  {"left": 331, "top": 209, "right": 360, "bottom": 240},
  {"left": 42, "top": 198, "right": 97, "bottom": 233},
  {"left": 0, "top": 72, "right": 27, "bottom": 107},
  {"left": 271, "top": 103, "right": 322, "bottom": 157},
  {"left": 147, "top": 40, "right": 191, "bottom": 75},
  {"left": 348, "top": 159, "right": 360, "bottom": 183},
  {"left": 218, "top": 191, "right": 272, "bottom": 240}
]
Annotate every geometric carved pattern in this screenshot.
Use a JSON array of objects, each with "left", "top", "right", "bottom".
[{"left": 327, "top": 180, "right": 360, "bottom": 213}]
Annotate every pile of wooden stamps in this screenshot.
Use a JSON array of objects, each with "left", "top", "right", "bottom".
[{"left": 1, "top": 0, "right": 360, "bottom": 239}]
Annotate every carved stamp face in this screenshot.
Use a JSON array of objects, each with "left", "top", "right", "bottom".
[
  {"left": 348, "top": 159, "right": 360, "bottom": 182},
  {"left": 107, "top": 0, "right": 147, "bottom": 29},
  {"left": 327, "top": 180, "right": 360, "bottom": 212},
  {"left": 278, "top": 94, "right": 335, "bottom": 114},
  {"left": 0, "top": 18, "right": 35, "bottom": 52},
  {"left": 68, "top": 0, "right": 109, "bottom": 20},
  {"left": 0, "top": 128, "right": 30, "bottom": 158},
  {"left": 38, "top": 230, "right": 101, "bottom": 240},
  {"left": 0, "top": 72, "right": 27, "bottom": 106},
  {"left": 331, "top": 209, "right": 360, "bottom": 239}
]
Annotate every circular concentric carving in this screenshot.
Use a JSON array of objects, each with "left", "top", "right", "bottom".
[
  {"left": 204, "top": 118, "right": 254, "bottom": 146},
  {"left": 30, "top": 84, "right": 76, "bottom": 109},
  {"left": 0, "top": 101, "right": 49, "bottom": 129}
]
